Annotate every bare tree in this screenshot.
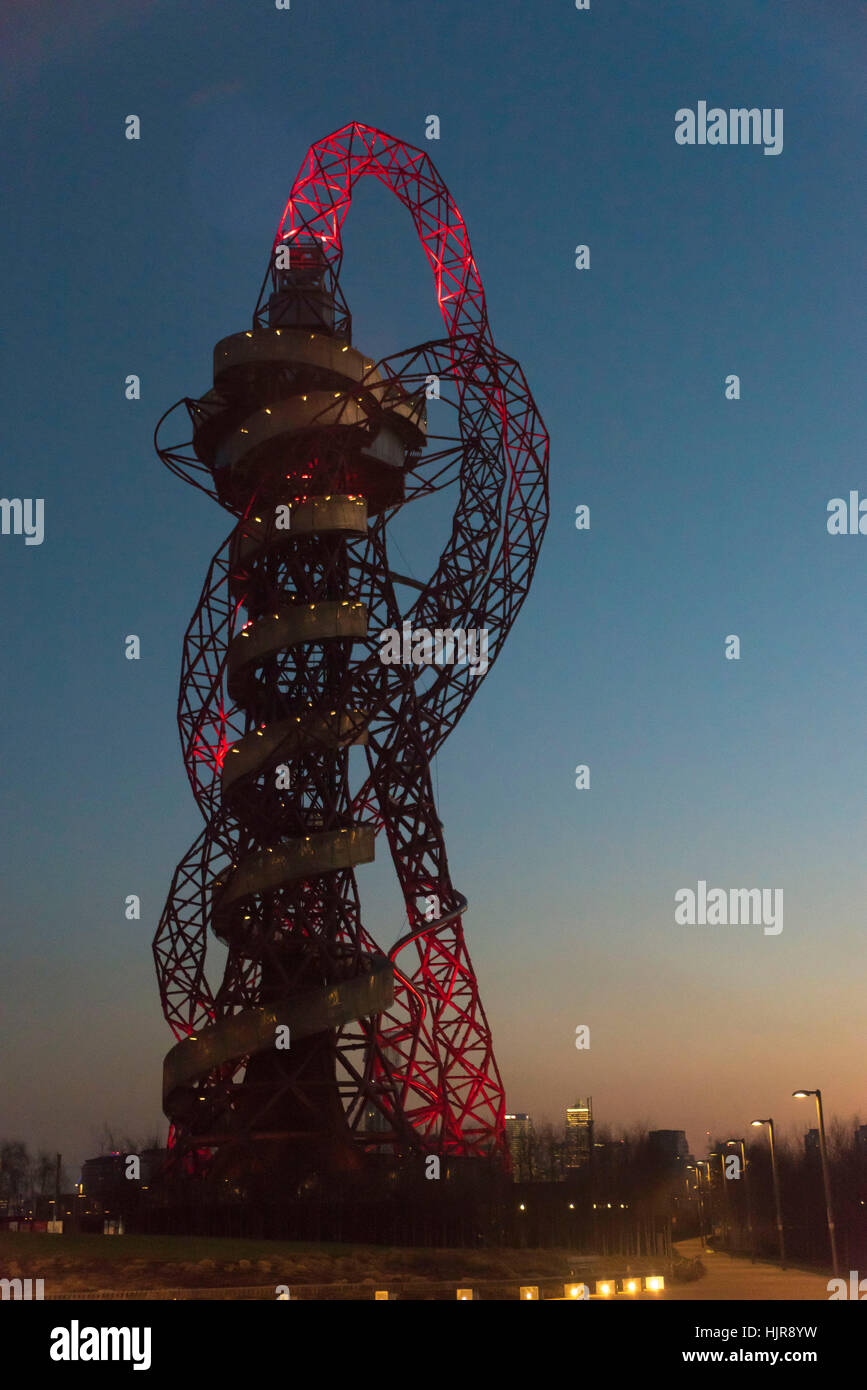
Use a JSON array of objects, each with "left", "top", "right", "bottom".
[
  {"left": 32, "top": 1150, "right": 55, "bottom": 1199},
  {"left": 93, "top": 1124, "right": 162, "bottom": 1155},
  {"left": 0, "top": 1141, "right": 31, "bottom": 1207}
]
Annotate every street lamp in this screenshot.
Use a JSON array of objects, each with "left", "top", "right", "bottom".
[
  {"left": 697, "top": 1158, "right": 716, "bottom": 1244},
  {"left": 751, "top": 1118, "right": 785, "bottom": 1266},
  {"left": 793, "top": 1089, "right": 839, "bottom": 1276},
  {"left": 710, "top": 1151, "right": 731, "bottom": 1243},
  {"left": 687, "top": 1162, "right": 707, "bottom": 1246},
  {"left": 727, "top": 1137, "right": 755, "bottom": 1263}
]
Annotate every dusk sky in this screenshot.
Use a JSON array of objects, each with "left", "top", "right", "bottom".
[{"left": 1, "top": 0, "right": 864, "bottom": 1173}]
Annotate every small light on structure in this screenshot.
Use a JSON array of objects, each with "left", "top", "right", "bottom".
[
  {"left": 518, "top": 1203, "right": 525, "bottom": 1211},
  {"left": 620, "top": 1277, "right": 640, "bottom": 1296},
  {"left": 520, "top": 1286, "right": 539, "bottom": 1301},
  {"left": 645, "top": 1275, "right": 665, "bottom": 1293},
  {"left": 596, "top": 1280, "right": 613, "bottom": 1297},
  {"left": 456, "top": 1288, "right": 474, "bottom": 1301},
  {"left": 374, "top": 1290, "right": 389, "bottom": 1301},
  {"left": 563, "top": 1283, "right": 588, "bottom": 1300}
]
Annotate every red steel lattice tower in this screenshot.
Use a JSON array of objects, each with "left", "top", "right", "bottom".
[{"left": 154, "top": 123, "right": 548, "bottom": 1188}]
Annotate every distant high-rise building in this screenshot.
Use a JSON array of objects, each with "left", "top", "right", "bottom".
[
  {"left": 505, "top": 1113, "right": 533, "bottom": 1143},
  {"left": 81, "top": 1149, "right": 166, "bottom": 1200},
  {"left": 593, "top": 1138, "right": 627, "bottom": 1169},
  {"left": 565, "top": 1098, "right": 593, "bottom": 1168},
  {"left": 80, "top": 1153, "right": 126, "bottom": 1201},
  {"left": 505, "top": 1113, "right": 536, "bottom": 1181},
  {"left": 648, "top": 1130, "right": 690, "bottom": 1167}
]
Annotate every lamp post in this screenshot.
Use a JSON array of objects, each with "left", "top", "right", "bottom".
[
  {"left": 727, "top": 1137, "right": 755, "bottom": 1263},
  {"left": 698, "top": 1157, "right": 720, "bottom": 1242},
  {"left": 710, "top": 1151, "right": 731, "bottom": 1244},
  {"left": 751, "top": 1118, "right": 785, "bottom": 1266},
  {"left": 686, "top": 1164, "right": 706, "bottom": 1246},
  {"left": 696, "top": 1159, "right": 712, "bottom": 1244},
  {"left": 793, "top": 1089, "right": 839, "bottom": 1276}
]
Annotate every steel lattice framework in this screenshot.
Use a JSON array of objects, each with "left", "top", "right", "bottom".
[{"left": 154, "top": 123, "right": 548, "bottom": 1188}]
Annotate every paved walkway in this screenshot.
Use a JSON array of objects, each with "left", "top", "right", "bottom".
[{"left": 666, "top": 1238, "right": 832, "bottom": 1300}]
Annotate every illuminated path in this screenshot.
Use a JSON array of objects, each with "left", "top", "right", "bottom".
[{"left": 663, "top": 1238, "right": 832, "bottom": 1300}]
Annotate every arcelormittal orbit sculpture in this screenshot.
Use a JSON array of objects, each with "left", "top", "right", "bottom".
[{"left": 154, "top": 123, "right": 548, "bottom": 1191}]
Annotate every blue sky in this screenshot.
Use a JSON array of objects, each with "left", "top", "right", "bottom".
[{"left": 0, "top": 0, "right": 864, "bottom": 1170}]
